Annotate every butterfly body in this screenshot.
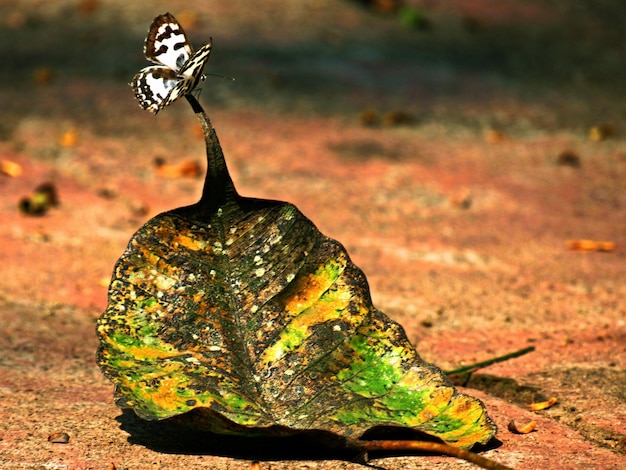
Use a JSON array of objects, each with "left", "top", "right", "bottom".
[{"left": 131, "top": 13, "right": 212, "bottom": 114}]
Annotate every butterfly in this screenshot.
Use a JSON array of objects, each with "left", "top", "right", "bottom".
[{"left": 131, "top": 13, "right": 212, "bottom": 114}]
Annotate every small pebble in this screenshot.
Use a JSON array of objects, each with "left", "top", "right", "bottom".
[{"left": 48, "top": 432, "right": 70, "bottom": 444}]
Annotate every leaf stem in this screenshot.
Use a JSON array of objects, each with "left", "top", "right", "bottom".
[
  {"left": 186, "top": 94, "right": 205, "bottom": 115},
  {"left": 445, "top": 346, "right": 535, "bottom": 376},
  {"left": 185, "top": 94, "right": 238, "bottom": 211},
  {"left": 360, "top": 440, "right": 514, "bottom": 470}
]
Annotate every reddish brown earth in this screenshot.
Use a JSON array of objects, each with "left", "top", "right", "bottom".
[{"left": 1, "top": 1, "right": 625, "bottom": 469}]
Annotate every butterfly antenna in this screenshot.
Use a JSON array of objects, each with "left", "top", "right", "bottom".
[{"left": 202, "top": 73, "right": 236, "bottom": 81}]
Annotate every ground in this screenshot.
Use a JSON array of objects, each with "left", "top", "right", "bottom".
[{"left": 0, "top": 1, "right": 625, "bottom": 469}]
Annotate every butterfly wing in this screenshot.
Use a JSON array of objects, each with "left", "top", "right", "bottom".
[
  {"left": 131, "top": 66, "right": 181, "bottom": 114},
  {"left": 144, "top": 12, "right": 193, "bottom": 72},
  {"left": 178, "top": 40, "right": 212, "bottom": 90}
]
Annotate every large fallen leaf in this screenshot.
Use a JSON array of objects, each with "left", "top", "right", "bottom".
[{"left": 97, "top": 100, "right": 496, "bottom": 451}]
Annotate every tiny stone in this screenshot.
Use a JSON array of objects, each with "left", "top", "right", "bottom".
[{"left": 48, "top": 432, "right": 70, "bottom": 444}]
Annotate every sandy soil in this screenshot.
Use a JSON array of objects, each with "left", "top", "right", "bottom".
[{"left": 1, "top": 1, "right": 625, "bottom": 469}]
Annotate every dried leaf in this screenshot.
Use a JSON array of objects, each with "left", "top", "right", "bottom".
[
  {"left": 1, "top": 159, "right": 22, "bottom": 177},
  {"left": 528, "top": 397, "right": 558, "bottom": 411},
  {"left": 19, "top": 182, "right": 59, "bottom": 216},
  {"left": 507, "top": 420, "right": 536, "bottom": 434},
  {"left": 59, "top": 128, "right": 78, "bottom": 148},
  {"left": 566, "top": 240, "right": 614, "bottom": 252},
  {"left": 97, "top": 101, "right": 496, "bottom": 451},
  {"left": 589, "top": 123, "right": 615, "bottom": 142},
  {"left": 556, "top": 150, "right": 581, "bottom": 168},
  {"left": 155, "top": 159, "right": 202, "bottom": 178}
]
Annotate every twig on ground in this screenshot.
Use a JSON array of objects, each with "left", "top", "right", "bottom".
[
  {"left": 445, "top": 346, "right": 535, "bottom": 377},
  {"left": 359, "top": 440, "right": 514, "bottom": 470}
]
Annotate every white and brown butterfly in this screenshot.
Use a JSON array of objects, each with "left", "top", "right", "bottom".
[{"left": 131, "top": 13, "right": 212, "bottom": 114}]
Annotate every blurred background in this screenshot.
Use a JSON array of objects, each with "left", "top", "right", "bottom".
[
  {"left": 1, "top": 0, "right": 625, "bottom": 323},
  {"left": 1, "top": 0, "right": 625, "bottom": 134},
  {"left": 1, "top": 3, "right": 625, "bottom": 467}
]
